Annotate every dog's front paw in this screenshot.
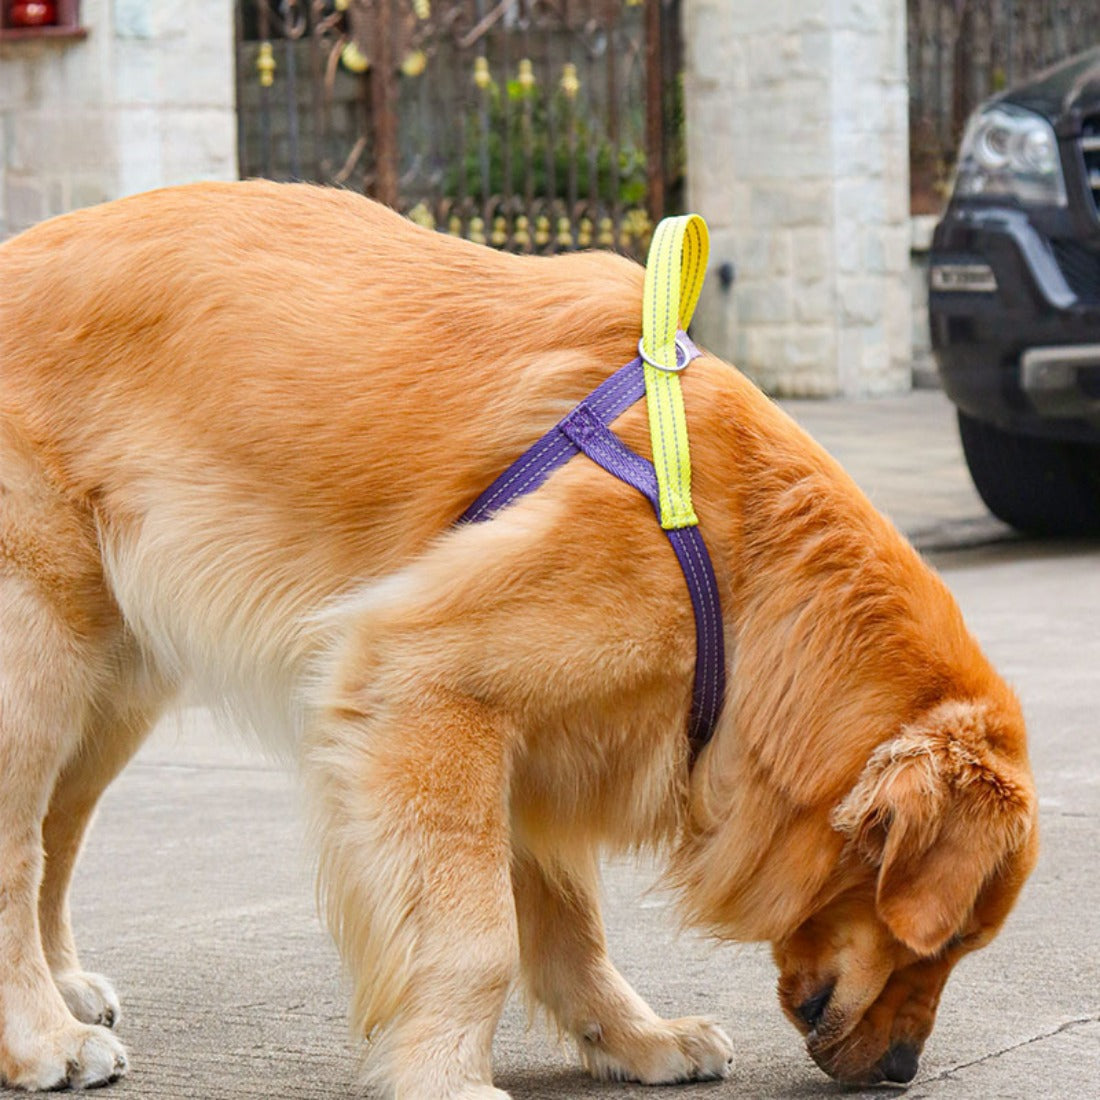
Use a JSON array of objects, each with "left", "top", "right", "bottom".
[
  {"left": 663, "top": 1017, "right": 735, "bottom": 1081},
  {"left": 580, "top": 1015, "right": 733, "bottom": 1085},
  {"left": 54, "top": 970, "right": 121, "bottom": 1028},
  {"left": 2, "top": 1023, "right": 128, "bottom": 1090}
]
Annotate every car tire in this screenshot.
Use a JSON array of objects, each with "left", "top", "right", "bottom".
[{"left": 957, "top": 411, "right": 1100, "bottom": 535}]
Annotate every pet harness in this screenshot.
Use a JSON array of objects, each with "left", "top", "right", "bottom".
[{"left": 459, "top": 215, "right": 725, "bottom": 761}]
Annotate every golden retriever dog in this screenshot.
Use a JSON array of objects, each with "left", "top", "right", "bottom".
[{"left": 0, "top": 182, "right": 1037, "bottom": 1097}]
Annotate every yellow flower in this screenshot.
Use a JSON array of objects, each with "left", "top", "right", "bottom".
[
  {"left": 560, "top": 62, "right": 579, "bottom": 99},
  {"left": 341, "top": 42, "right": 370, "bottom": 74},
  {"left": 473, "top": 56, "right": 492, "bottom": 90},
  {"left": 407, "top": 203, "right": 435, "bottom": 230},
  {"left": 401, "top": 50, "right": 427, "bottom": 78}
]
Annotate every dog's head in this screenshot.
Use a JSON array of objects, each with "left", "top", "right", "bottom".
[{"left": 771, "top": 698, "right": 1037, "bottom": 1084}]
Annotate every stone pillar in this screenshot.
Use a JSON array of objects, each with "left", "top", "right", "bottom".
[
  {"left": 683, "top": 0, "right": 912, "bottom": 396},
  {"left": 0, "top": 0, "right": 236, "bottom": 239}
]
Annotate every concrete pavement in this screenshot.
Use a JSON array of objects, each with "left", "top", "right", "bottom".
[
  {"left": 780, "top": 389, "right": 1013, "bottom": 553},
  {"left": 18, "top": 389, "right": 1099, "bottom": 1099}
]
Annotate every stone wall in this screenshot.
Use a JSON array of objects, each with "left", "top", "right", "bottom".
[
  {"left": 910, "top": 214, "right": 938, "bottom": 386},
  {"left": 682, "top": 0, "right": 912, "bottom": 396},
  {"left": 0, "top": 0, "right": 236, "bottom": 239}
]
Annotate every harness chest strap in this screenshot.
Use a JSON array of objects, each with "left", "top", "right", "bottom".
[{"left": 459, "top": 217, "right": 725, "bottom": 761}]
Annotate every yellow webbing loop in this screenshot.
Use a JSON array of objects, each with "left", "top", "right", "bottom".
[{"left": 640, "top": 213, "right": 709, "bottom": 529}]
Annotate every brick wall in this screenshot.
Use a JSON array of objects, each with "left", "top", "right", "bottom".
[{"left": 0, "top": 0, "right": 236, "bottom": 239}]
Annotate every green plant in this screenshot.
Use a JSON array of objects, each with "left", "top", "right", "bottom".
[{"left": 441, "top": 75, "right": 647, "bottom": 208}]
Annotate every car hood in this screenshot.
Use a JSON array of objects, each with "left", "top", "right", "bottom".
[{"left": 997, "top": 46, "right": 1100, "bottom": 129}]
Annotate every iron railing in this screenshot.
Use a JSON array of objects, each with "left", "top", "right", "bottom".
[{"left": 235, "top": 1, "right": 683, "bottom": 256}]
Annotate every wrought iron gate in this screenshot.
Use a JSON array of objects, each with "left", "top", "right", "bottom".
[{"left": 236, "top": 1, "right": 683, "bottom": 257}]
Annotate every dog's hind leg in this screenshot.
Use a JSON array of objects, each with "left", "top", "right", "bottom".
[
  {"left": 308, "top": 682, "right": 517, "bottom": 1100},
  {"left": 512, "top": 849, "right": 733, "bottom": 1085},
  {"left": 38, "top": 649, "right": 170, "bottom": 1030}
]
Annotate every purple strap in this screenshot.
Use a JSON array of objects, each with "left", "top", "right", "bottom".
[
  {"left": 458, "top": 336, "right": 725, "bottom": 761},
  {"left": 460, "top": 357, "right": 648, "bottom": 522}
]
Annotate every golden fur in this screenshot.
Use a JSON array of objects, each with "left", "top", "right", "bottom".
[{"left": 0, "top": 182, "right": 1038, "bottom": 1096}]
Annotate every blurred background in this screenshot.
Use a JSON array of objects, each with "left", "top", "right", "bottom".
[{"left": 1, "top": 0, "right": 1096, "bottom": 399}]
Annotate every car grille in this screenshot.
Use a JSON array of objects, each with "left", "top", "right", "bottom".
[
  {"left": 1083, "top": 114, "right": 1100, "bottom": 219},
  {"left": 1051, "top": 239, "right": 1100, "bottom": 304}
]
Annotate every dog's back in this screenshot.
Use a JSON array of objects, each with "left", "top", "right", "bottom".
[{"left": 0, "top": 182, "right": 649, "bottom": 728}]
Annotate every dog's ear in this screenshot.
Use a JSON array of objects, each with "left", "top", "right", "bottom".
[{"left": 831, "top": 700, "right": 1036, "bottom": 957}]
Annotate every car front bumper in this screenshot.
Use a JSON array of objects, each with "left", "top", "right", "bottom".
[{"left": 930, "top": 204, "right": 1100, "bottom": 444}]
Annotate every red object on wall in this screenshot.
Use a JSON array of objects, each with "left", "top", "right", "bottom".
[{"left": 7, "top": 1, "right": 58, "bottom": 27}]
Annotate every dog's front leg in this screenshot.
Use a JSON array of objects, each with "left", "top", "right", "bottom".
[
  {"left": 513, "top": 849, "right": 733, "bottom": 1085},
  {"left": 307, "top": 684, "right": 517, "bottom": 1100},
  {"left": 0, "top": 579, "right": 129, "bottom": 1090}
]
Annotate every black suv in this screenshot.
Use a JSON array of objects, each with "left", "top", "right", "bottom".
[{"left": 930, "top": 46, "right": 1100, "bottom": 534}]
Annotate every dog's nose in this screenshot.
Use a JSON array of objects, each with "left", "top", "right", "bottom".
[{"left": 878, "top": 1042, "right": 919, "bottom": 1083}]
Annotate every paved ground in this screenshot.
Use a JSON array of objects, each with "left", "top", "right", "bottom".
[
  {"left": 782, "top": 390, "right": 1013, "bottom": 553},
  {"left": 11, "top": 389, "right": 1098, "bottom": 1099}
]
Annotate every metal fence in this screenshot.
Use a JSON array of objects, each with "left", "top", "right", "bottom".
[
  {"left": 908, "top": 0, "right": 1100, "bottom": 212},
  {"left": 236, "top": 0, "right": 683, "bottom": 257}
]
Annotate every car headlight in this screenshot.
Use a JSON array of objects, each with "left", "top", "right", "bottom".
[{"left": 953, "top": 104, "right": 1067, "bottom": 206}]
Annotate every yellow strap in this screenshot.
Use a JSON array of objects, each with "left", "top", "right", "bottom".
[{"left": 640, "top": 213, "right": 709, "bottom": 529}]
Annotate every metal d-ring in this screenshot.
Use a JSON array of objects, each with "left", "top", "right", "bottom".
[{"left": 638, "top": 332, "right": 691, "bottom": 372}]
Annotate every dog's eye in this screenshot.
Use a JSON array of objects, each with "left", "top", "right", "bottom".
[{"left": 795, "top": 983, "right": 835, "bottom": 1030}]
